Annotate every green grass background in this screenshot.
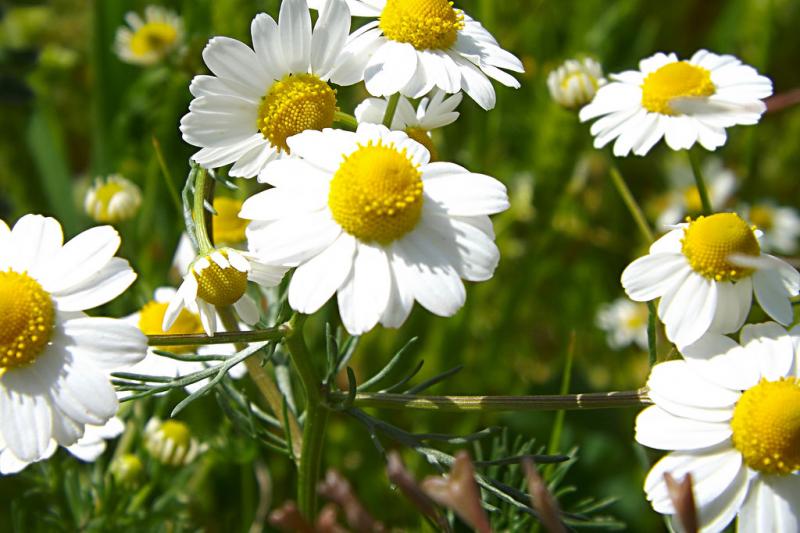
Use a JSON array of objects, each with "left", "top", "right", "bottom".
[{"left": 1, "top": 0, "right": 799, "bottom": 530}]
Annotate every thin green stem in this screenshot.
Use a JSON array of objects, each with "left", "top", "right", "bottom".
[
  {"left": 333, "top": 110, "right": 359, "bottom": 130},
  {"left": 647, "top": 301, "right": 658, "bottom": 367},
  {"left": 192, "top": 164, "right": 214, "bottom": 254},
  {"left": 282, "top": 314, "right": 328, "bottom": 519},
  {"left": 151, "top": 136, "right": 182, "bottom": 213},
  {"left": 339, "top": 389, "right": 650, "bottom": 412},
  {"left": 146, "top": 328, "right": 285, "bottom": 347},
  {"left": 687, "top": 150, "right": 712, "bottom": 214},
  {"left": 216, "top": 308, "right": 303, "bottom": 461},
  {"left": 609, "top": 164, "right": 654, "bottom": 243},
  {"left": 544, "top": 332, "right": 575, "bottom": 478},
  {"left": 382, "top": 93, "right": 400, "bottom": 128}
]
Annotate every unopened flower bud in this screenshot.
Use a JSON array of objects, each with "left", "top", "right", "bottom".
[
  {"left": 144, "top": 418, "right": 206, "bottom": 466},
  {"left": 547, "top": 57, "right": 605, "bottom": 109},
  {"left": 84, "top": 174, "right": 142, "bottom": 223},
  {"left": 110, "top": 453, "right": 144, "bottom": 486}
]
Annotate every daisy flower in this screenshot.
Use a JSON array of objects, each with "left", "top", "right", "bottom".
[
  {"left": 127, "top": 287, "right": 245, "bottom": 394},
  {"left": 354, "top": 89, "right": 462, "bottom": 159},
  {"left": 595, "top": 297, "right": 649, "bottom": 351},
  {"left": 84, "top": 174, "right": 142, "bottom": 224},
  {"left": 579, "top": 50, "right": 773, "bottom": 157},
  {"left": 144, "top": 418, "right": 207, "bottom": 466},
  {"left": 741, "top": 201, "right": 800, "bottom": 255},
  {"left": 0, "top": 215, "right": 146, "bottom": 463},
  {"left": 164, "top": 247, "right": 287, "bottom": 336},
  {"left": 310, "top": 0, "right": 524, "bottom": 110},
  {"left": 547, "top": 57, "right": 605, "bottom": 109},
  {"left": 621, "top": 212, "right": 800, "bottom": 347},
  {"left": 242, "top": 123, "right": 508, "bottom": 335},
  {"left": 636, "top": 322, "right": 800, "bottom": 533},
  {"left": 180, "top": 0, "right": 363, "bottom": 179},
  {"left": 655, "top": 156, "right": 737, "bottom": 228},
  {"left": 114, "top": 6, "right": 183, "bottom": 66},
  {"left": 1, "top": 417, "right": 124, "bottom": 475}
]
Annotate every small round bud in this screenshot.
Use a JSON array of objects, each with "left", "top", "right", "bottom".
[
  {"left": 547, "top": 57, "right": 605, "bottom": 109},
  {"left": 110, "top": 453, "right": 144, "bottom": 486},
  {"left": 84, "top": 174, "right": 142, "bottom": 223}
]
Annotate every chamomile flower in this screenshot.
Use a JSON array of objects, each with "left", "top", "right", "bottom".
[
  {"left": 311, "top": 0, "right": 524, "bottom": 110},
  {"left": 127, "top": 287, "right": 245, "bottom": 393},
  {"left": 164, "top": 247, "right": 286, "bottom": 336},
  {"left": 655, "top": 156, "right": 737, "bottom": 228},
  {"left": 636, "top": 322, "right": 800, "bottom": 533},
  {"left": 0, "top": 215, "right": 145, "bottom": 463},
  {"left": 0, "top": 417, "right": 124, "bottom": 474},
  {"left": 580, "top": 50, "right": 772, "bottom": 157},
  {"left": 354, "top": 89, "right": 462, "bottom": 159},
  {"left": 180, "top": 0, "right": 363, "bottom": 178},
  {"left": 595, "top": 297, "right": 649, "bottom": 351},
  {"left": 547, "top": 57, "right": 605, "bottom": 109},
  {"left": 144, "top": 418, "right": 206, "bottom": 466},
  {"left": 621, "top": 212, "right": 800, "bottom": 347},
  {"left": 741, "top": 201, "right": 800, "bottom": 255},
  {"left": 84, "top": 174, "right": 142, "bottom": 224},
  {"left": 242, "top": 123, "right": 508, "bottom": 335},
  {"left": 114, "top": 6, "right": 183, "bottom": 66}
]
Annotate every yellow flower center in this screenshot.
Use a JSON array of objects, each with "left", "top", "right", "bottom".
[
  {"left": 130, "top": 22, "right": 178, "bottom": 58},
  {"left": 328, "top": 141, "right": 424, "bottom": 244},
  {"left": 404, "top": 127, "right": 437, "bottom": 161},
  {"left": 192, "top": 251, "right": 248, "bottom": 307},
  {"left": 0, "top": 270, "right": 55, "bottom": 370},
  {"left": 212, "top": 197, "right": 248, "bottom": 245},
  {"left": 137, "top": 300, "right": 203, "bottom": 354},
  {"left": 85, "top": 176, "right": 141, "bottom": 223},
  {"left": 731, "top": 377, "right": 800, "bottom": 476},
  {"left": 158, "top": 420, "right": 192, "bottom": 448},
  {"left": 379, "top": 0, "right": 464, "bottom": 51},
  {"left": 681, "top": 213, "right": 760, "bottom": 281},
  {"left": 641, "top": 61, "right": 716, "bottom": 115},
  {"left": 257, "top": 74, "right": 337, "bottom": 153},
  {"left": 682, "top": 186, "right": 703, "bottom": 214},
  {"left": 749, "top": 204, "right": 774, "bottom": 231}
]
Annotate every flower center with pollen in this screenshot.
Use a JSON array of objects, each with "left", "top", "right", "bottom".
[
  {"left": 0, "top": 270, "right": 55, "bottom": 370},
  {"left": 641, "top": 61, "right": 716, "bottom": 115},
  {"left": 380, "top": 0, "right": 465, "bottom": 51},
  {"left": 731, "top": 377, "right": 800, "bottom": 476},
  {"left": 257, "top": 74, "right": 337, "bottom": 153},
  {"left": 130, "top": 23, "right": 178, "bottom": 58},
  {"left": 138, "top": 301, "right": 203, "bottom": 353},
  {"left": 328, "top": 141, "right": 424, "bottom": 244},
  {"left": 681, "top": 213, "right": 760, "bottom": 282},
  {"left": 192, "top": 251, "right": 248, "bottom": 307}
]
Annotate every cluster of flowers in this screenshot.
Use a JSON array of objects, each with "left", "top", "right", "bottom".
[{"left": 548, "top": 45, "right": 799, "bottom": 530}]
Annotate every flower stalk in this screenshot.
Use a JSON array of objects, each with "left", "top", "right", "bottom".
[
  {"left": 687, "top": 150, "right": 712, "bottom": 214},
  {"left": 608, "top": 164, "right": 654, "bottom": 243},
  {"left": 382, "top": 93, "right": 400, "bottom": 128}
]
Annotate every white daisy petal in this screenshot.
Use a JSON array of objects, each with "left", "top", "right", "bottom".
[
  {"left": 621, "top": 254, "right": 689, "bottom": 302},
  {"left": 380, "top": 253, "right": 415, "bottom": 328},
  {"left": 337, "top": 242, "right": 391, "bottom": 335},
  {"left": 310, "top": 0, "right": 351, "bottom": 77},
  {"left": 423, "top": 164, "right": 508, "bottom": 216},
  {"left": 39, "top": 225, "right": 122, "bottom": 293},
  {"left": 0, "top": 376, "right": 52, "bottom": 461},
  {"left": 61, "top": 317, "right": 147, "bottom": 370},
  {"left": 635, "top": 406, "right": 732, "bottom": 450},
  {"left": 7, "top": 214, "right": 63, "bottom": 279},
  {"left": 365, "top": 40, "right": 418, "bottom": 97},
  {"left": 739, "top": 476, "right": 800, "bottom": 533},
  {"left": 279, "top": 0, "right": 313, "bottom": 73},
  {"left": 51, "top": 257, "right": 137, "bottom": 312},
  {"left": 233, "top": 295, "right": 260, "bottom": 325},
  {"left": 289, "top": 233, "right": 356, "bottom": 314}
]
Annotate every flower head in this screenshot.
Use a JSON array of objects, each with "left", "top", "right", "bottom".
[
  {"left": 115, "top": 6, "right": 183, "bottom": 66},
  {"left": 0, "top": 214, "right": 145, "bottom": 463},
  {"left": 547, "top": 57, "right": 605, "bottom": 109},
  {"left": 242, "top": 123, "right": 508, "bottom": 335},
  {"left": 310, "top": 0, "right": 524, "bottom": 110},
  {"left": 580, "top": 50, "right": 772, "bottom": 157},
  {"left": 636, "top": 322, "right": 800, "bottom": 532},
  {"left": 354, "top": 89, "right": 462, "bottom": 159},
  {"left": 84, "top": 174, "right": 142, "bottom": 224},
  {"left": 180, "top": 0, "right": 362, "bottom": 178},
  {"left": 621, "top": 212, "right": 800, "bottom": 347},
  {"left": 144, "top": 418, "right": 206, "bottom": 466},
  {"left": 164, "top": 248, "right": 286, "bottom": 336},
  {"left": 595, "top": 297, "right": 649, "bottom": 351}
]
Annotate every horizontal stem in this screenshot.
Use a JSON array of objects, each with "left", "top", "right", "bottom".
[
  {"left": 341, "top": 389, "right": 650, "bottom": 412},
  {"left": 147, "top": 327, "right": 285, "bottom": 347}
]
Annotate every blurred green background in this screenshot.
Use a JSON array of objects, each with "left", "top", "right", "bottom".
[{"left": 1, "top": 0, "right": 799, "bottom": 530}]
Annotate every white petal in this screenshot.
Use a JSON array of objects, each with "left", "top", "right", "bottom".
[
  {"left": 647, "top": 360, "right": 739, "bottom": 415},
  {"left": 739, "top": 476, "right": 800, "bottom": 533},
  {"left": 753, "top": 268, "right": 794, "bottom": 325},
  {"left": 247, "top": 261, "right": 288, "bottom": 287},
  {"left": 289, "top": 233, "right": 356, "bottom": 314},
  {"left": 202, "top": 36, "right": 269, "bottom": 97},
  {"left": 310, "top": 0, "right": 351, "bottom": 77},
  {"left": 279, "top": 0, "right": 313, "bottom": 73},
  {"left": 364, "top": 41, "right": 417, "bottom": 97},
  {"left": 247, "top": 210, "right": 341, "bottom": 266},
  {"left": 621, "top": 254, "right": 689, "bottom": 302},
  {"left": 636, "top": 406, "right": 731, "bottom": 450},
  {"left": 380, "top": 252, "right": 415, "bottom": 328},
  {"left": 61, "top": 317, "right": 147, "bottom": 370},
  {"left": 660, "top": 273, "right": 717, "bottom": 347},
  {"left": 420, "top": 212, "right": 499, "bottom": 282},
  {"left": 240, "top": 181, "right": 327, "bottom": 221},
  {"left": 739, "top": 321, "right": 795, "bottom": 380},
  {"left": 708, "top": 280, "right": 751, "bottom": 335},
  {"left": 51, "top": 257, "right": 137, "bottom": 312},
  {"left": 233, "top": 295, "right": 260, "bottom": 325},
  {"left": 422, "top": 163, "right": 509, "bottom": 216},
  {"left": 680, "top": 334, "right": 761, "bottom": 391},
  {"left": 0, "top": 375, "right": 52, "bottom": 461},
  {"left": 40, "top": 226, "right": 122, "bottom": 293},
  {"left": 6, "top": 215, "right": 63, "bottom": 279},
  {"left": 450, "top": 52, "right": 496, "bottom": 110},
  {"left": 251, "top": 13, "right": 286, "bottom": 79},
  {"left": 337, "top": 242, "right": 391, "bottom": 335}
]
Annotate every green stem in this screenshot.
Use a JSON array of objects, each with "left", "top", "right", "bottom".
[
  {"left": 333, "top": 110, "right": 359, "bottom": 130},
  {"left": 192, "top": 164, "right": 214, "bottom": 254},
  {"left": 282, "top": 314, "right": 328, "bottom": 519},
  {"left": 609, "top": 164, "right": 654, "bottom": 243},
  {"left": 216, "top": 308, "right": 303, "bottom": 461},
  {"left": 151, "top": 136, "right": 182, "bottom": 213},
  {"left": 147, "top": 328, "right": 285, "bottom": 347},
  {"left": 382, "top": 93, "right": 401, "bottom": 128},
  {"left": 687, "top": 150, "right": 712, "bottom": 214},
  {"left": 647, "top": 301, "right": 658, "bottom": 367},
  {"left": 339, "top": 389, "right": 650, "bottom": 412}
]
